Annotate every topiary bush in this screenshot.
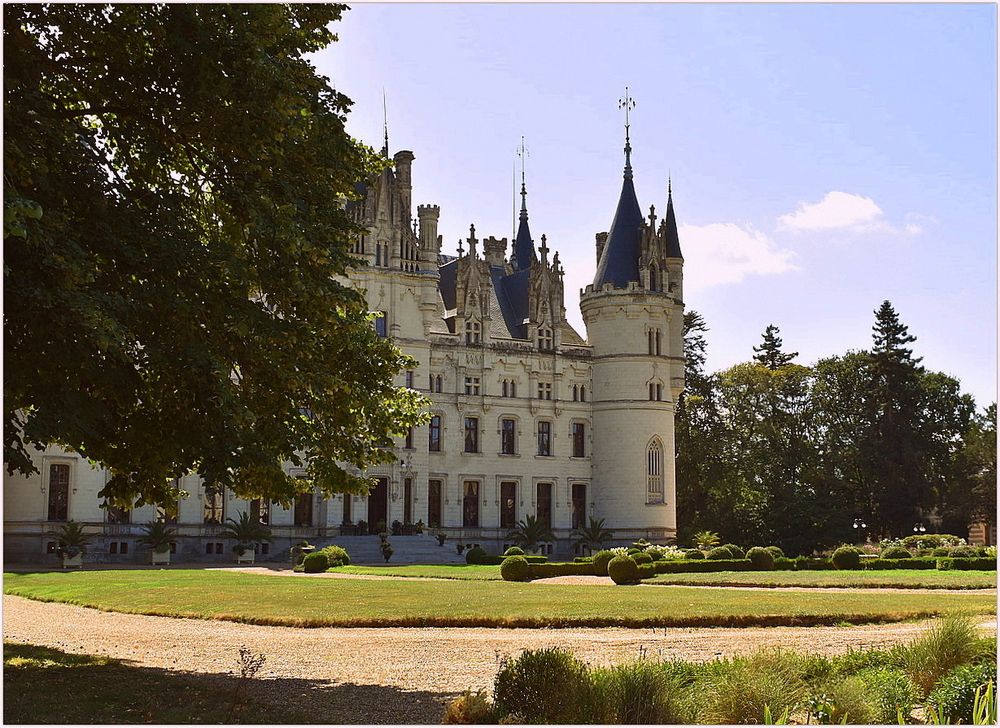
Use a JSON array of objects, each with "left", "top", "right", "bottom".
[
  {"left": 932, "top": 546, "right": 952, "bottom": 557},
  {"left": 592, "top": 549, "right": 616, "bottom": 576},
  {"left": 927, "top": 660, "right": 997, "bottom": 724},
  {"left": 949, "top": 545, "right": 978, "bottom": 558},
  {"left": 500, "top": 556, "right": 531, "bottom": 582},
  {"left": 765, "top": 545, "right": 785, "bottom": 559},
  {"left": 607, "top": 555, "right": 640, "bottom": 585},
  {"left": 317, "top": 545, "right": 350, "bottom": 567},
  {"left": 880, "top": 545, "right": 912, "bottom": 559},
  {"left": 632, "top": 552, "right": 653, "bottom": 565},
  {"left": 746, "top": 546, "right": 775, "bottom": 571},
  {"left": 684, "top": 548, "right": 705, "bottom": 560},
  {"left": 636, "top": 563, "right": 656, "bottom": 580},
  {"left": 493, "top": 648, "right": 593, "bottom": 724},
  {"left": 831, "top": 546, "right": 862, "bottom": 570},
  {"left": 706, "top": 546, "right": 733, "bottom": 560},
  {"left": 465, "top": 546, "right": 488, "bottom": 565},
  {"left": 723, "top": 544, "right": 745, "bottom": 560},
  {"left": 503, "top": 546, "right": 524, "bottom": 557},
  {"left": 302, "top": 552, "right": 329, "bottom": 573}
]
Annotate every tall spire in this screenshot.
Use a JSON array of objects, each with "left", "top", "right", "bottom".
[
  {"left": 664, "top": 177, "right": 682, "bottom": 259},
  {"left": 511, "top": 136, "right": 537, "bottom": 270},
  {"left": 381, "top": 89, "right": 389, "bottom": 158},
  {"left": 619, "top": 86, "right": 636, "bottom": 180}
]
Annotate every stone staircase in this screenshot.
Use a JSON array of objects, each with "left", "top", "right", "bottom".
[{"left": 316, "top": 533, "right": 469, "bottom": 566}]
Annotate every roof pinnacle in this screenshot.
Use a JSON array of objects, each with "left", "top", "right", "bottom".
[
  {"left": 381, "top": 89, "right": 389, "bottom": 159},
  {"left": 619, "top": 86, "right": 636, "bottom": 180}
]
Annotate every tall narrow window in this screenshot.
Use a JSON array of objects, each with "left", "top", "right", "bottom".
[
  {"left": 537, "top": 382, "right": 551, "bottom": 400},
  {"left": 510, "top": 381, "right": 517, "bottom": 397},
  {"left": 502, "top": 380, "right": 508, "bottom": 397},
  {"left": 404, "top": 426, "right": 414, "bottom": 449},
  {"left": 500, "top": 481, "right": 517, "bottom": 529},
  {"left": 429, "top": 415, "right": 442, "bottom": 452},
  {"left": 501, "top": 418, "right": 516, "bottom": 455},
  {"left": 647, "top": 438, "right": 664, "bottom": 503},
  {"left": 436, "top": 375, "right": 443, "bottom": 392},
  {"left": 428, "top": 480, "right": 442, "bottom": 527},
  {"left": 580, "top": 386, "right": 586, "bottom": 402},
  {"left": 464, "top": 417, "right": 479, "bottom": 453},
  {"left": 403, "top": 478, "right": 413, "bottom": 524},
  {"left": 537, "top": 482, "right": 553, "bottom": 530},
  {"left": 374, "top": 311, "right": 387, "bottom": 338},
  {"left": 203, "top": 485, "right": 224, "bottom": 525},
  {"left": 649, "top": 382, "right": 655, "bottom": 401},
  {"left": 537, "top": 421, "right": 551, "bottom": 456},
  {"left": 342, "top": 494, "right": 352, "bottom": 524},
  {"left": 656, "top": 383, "right": 663, "bottom": 401},
  {"left": 572, "top": 385, "right": 578, "bottom": 402},
  {"left": 648, "top": 329, "right": 655, "bottom": 355},
  {"left": 656, "top": 330, "right": 662, "bottom": 356},
  {"left": 463, "top": 481, "right": 480, "bottom": 528},
  {"left": 250, "top": 498, "right": 270, "bottom": 526},
  {"left": 405, "top": 371, "right": 414, "bottom": 389},
  {"left": 572, "top": 483, "right": 587, "bottom": 530},
  {"left": 464, "top": 377, "right": 480, "bottom": 395},
  {"left": 572, "top": 422, "right": 586, "bottom": 458},
  {"left": 47, "top": 464, "right": 70, "bottom": 522},
  {"left": 649, "top": 265, "right": 658, "bottom": 291},
  {"left": 294, "top": 492, "right": 313, "bottom": 527}
]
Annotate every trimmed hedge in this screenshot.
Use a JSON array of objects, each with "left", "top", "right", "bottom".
[
  {"left": 573, "top": 556, "right": 594, "bottom": 564},
  {"left": 593, "top": 550, "right": 616, "bottom": 576},
  {"left": 832, "top": 546, "right": 862, "bottom": 570},
  {"left": 654, "top": 558, "right": 754, "bottom": 574},
  {"left": 746, "top": 546, "right": 775, "bottom": 570},
  {"left": 861, "top": 558, "right": 937, "bottom": 570},
  {"left": 480, "top": 554, "right": 548, "bottom": 566},
  {"left": 503, "top": 546, "right": 525, "bottom": 557},
  {"left": 936, "top": 557, "right": 997, "bottom": 571},
  {"left": 302, "top": 552, "right": 328, "bottom": 573},
  {"left": 500, "top": 556, "right": 531, "bottom": 581},
  {"left": 528, "top": 562, "right": 596, "bottom": 579},
  {"left": 765, "top": 545, "right": 785, "bottom": 559},
  {"left": 683, "top": 549, "right": 705, "bottom": 560},
  {"left": 608, "top": 555, "right": 640, "bottom": 584},
  {"left": 948, "top": 546, "right": 978, "bottom": 558},
  {"left": 706, "top": 547, "right": 733, "bottom": 560},
  {"left": 774, "top": 557, "right": 796, "bottom": 571},
  {"left": 723, "top": 544, "right": 745, "bottom": 560},
  {"left": 465, "top": 546, "right": 488, "bottom": 565},
  {"left": 880, "top": 545, "right": 912, "bottom": 559},
  {"left": 633, "top": 552, "right": 653, "bottom": 565},
  {"left": 637, "top": 563, "right": 657, "bottom": 580}
]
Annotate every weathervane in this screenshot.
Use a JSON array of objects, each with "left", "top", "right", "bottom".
[
  {"left": 382, "top": 89, "right": 389, "bottom": 158},
  {"left": 517, "top": 135, "right": 529, "bottom": 188},
  {"left": 619, "top": 86, "right": 636, "bottom": 178}
]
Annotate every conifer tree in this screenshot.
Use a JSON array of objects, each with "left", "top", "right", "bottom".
[{"left": 753, "top": 324, "right": 798, "bottom": 369}]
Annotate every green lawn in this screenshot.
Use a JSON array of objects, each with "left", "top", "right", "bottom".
[
  {"left": 4, "top": 570, "right": 994, "bottom": 628},
  {"left": 333, "top": 564, "right": 502, "bottom": 580},
  {"left": 3, "top": 642, "right": 310, "bottom": 724},
  {"left": 646, "top": 569, "right": 997, "bottom": 590}
]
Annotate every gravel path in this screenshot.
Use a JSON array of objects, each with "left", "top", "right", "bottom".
[{"left": 5, "top": 595, "right": 996, "bottom": 723}]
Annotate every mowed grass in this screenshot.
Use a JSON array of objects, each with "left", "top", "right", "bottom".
[
  {"left": 4, "top": 570, "right": 994, "bottom": 628},
  {"left": 333, "top": 564, "right": 502, "bottom": 580},
  {"left": 646, "top": 569, "right": 997, "bottom": 590}
]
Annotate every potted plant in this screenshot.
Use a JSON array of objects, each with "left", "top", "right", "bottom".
[
  {"left": 436, "top": 531, "right": 447, "bottom": 546},
  {"left": 380, "top": 540, "right": 394, "bottom": 563},
  {"left": 375, "top": 519, "right": 386, "bottom": 535},
  {"left": 356, "top": 519, "right": 368, "bottom": 535},
  {"left": 391, "top": 519, "right": 403, "bottom": 536},
  {"left": 138, "top": 519, "right": 177, "bottom": 566},
  {"left": 222, "top": 511, "right": 272, "bottom": 565},
  {"left": 290, "top": 540, "right": 314, "bottom": 566},
  {"left": 415, "top": 520, "right": 425, "bottom": 535},
  {"left": 52, "top": 521, "right": 92, "bottom": 569},
  {"left": 456, "top": 542, "right": 466, "bottom": 555}
]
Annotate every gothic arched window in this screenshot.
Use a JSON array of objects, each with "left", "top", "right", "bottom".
[
  {"left": 647, "top": 438, "right": 664, "bottom": 503},
  {"left": 649, "top": 265, "right": 659, "bottom": 291}
]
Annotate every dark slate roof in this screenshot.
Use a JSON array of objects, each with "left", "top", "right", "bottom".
[
  {"left": 593, "top": 174, "right": 643, "bottom": 288},
  {"left": 498, "top": 267, "right": 531, "bottom": 339},
  {"left": 511, "top": 184, "right": 537, "bottom": 271},
  {"left": 664, "top": 188, "right": 682, "bottom": 259},
  {"left": 438, "top": 259, "right": 457, "bottom": 311}
]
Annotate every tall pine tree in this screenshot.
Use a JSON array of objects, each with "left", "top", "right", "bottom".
[{"left": 753, "top": 324, "right": 798, "bottom": 369}]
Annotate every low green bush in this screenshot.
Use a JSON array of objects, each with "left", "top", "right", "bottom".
[
  {"left": 880, "top": 545, "right": 912, "bottom": 559},
  {"left": 302, "top": 552, "right": 328, "bottom": 573},
  {"left": 723, "top": 544, "right": 745, "bottom": 560},
  {"left": 856, "top": 667, "right": 920, "bottom": 723},
  {"left": 503, "top": 546, "right": 524, "bottom": 557},
  {"left": 500, "top": 556, "right": 531, "bottom": 582},
  {"left": 796, "top": 556, "right": 836, "bottom": 570},
  {"left": 683, "top": 549, "right": 704, "bottom": 560},
  {"left": 633, "top": 552, "right": 653, "bottom": 565},
  {"left": 626, "top": 547, "right": 641, "bottom": 556},
  {"left": 608, "top": 555, "right": 640, "bottom": 585},
  {"left": 636, "top": 563, "right": 656, "bottom": 580},
  {"left": 938, "top": 557, "right": 996, "bottom": 571},
  {"left": 479, "top": 553, "right": 547, "bottom": 566},
  {"left": 774, "top": 556, "right": 796, "bottom": 571},
  {"left": 825, "top": 675, "right": 876, "bottom": 724},
  {"left": 861, "top": 557, "right": 937, "bottom": 570},
  {"left": 706, "top": 546, "right": 733, "bottom": 560},
  {"left": 765, "top": 545, "right": 785, "bottom": 559},
  {"left": 927, "top": 661, "right": 998, "bottom": 724},
  {"left": 591, "top": 660, "right": 692, "bottom": 724},
  {"left": 573, "top": 556, "right": 594, "bottom": 563},
  {"left": 932, "top": 546, "right": 952, "bottom": 557},
  {"left": 831, "top": 546, "right": 862, "bottom": 570},
  {"left": 465, "top": 546, "right": 488, "bottom": 565},
  {"left": 592, "top": 550, "right": 616, "bottom": 576},
  {"left": 442, "top": 690, "right": 496, "bottom": 724},
  {"left": 654, "top": 558, "right": 754, "bottom": 574},
  {"left": 317, "top": 545, "right": 350, "bottom": 567},
  {"left": 902, "top": 533, "right": 964, "bottom": 550},
  {"left": 493, "top": 648, "right": 593, "bottom": 724},
  {"left": 948, "top": 545, "right": 978, "bottom": 558},
  {"left": 528, "top": 562, "right": 595, "bottom": 579},
  {"left": 746, "top": 546, "right": 775, "bottom": 571}
]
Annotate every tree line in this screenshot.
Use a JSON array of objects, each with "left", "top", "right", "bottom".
[{"left": 675, "top": 303, "right": 996, "bottom": 555}]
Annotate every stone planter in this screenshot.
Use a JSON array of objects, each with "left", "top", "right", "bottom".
[
  {"left": 152, "top": 548, "right": 171, "bottom": 566},
  {"left": 236, "top": 549, "right": 255, "bottom": 565},
  {"left": 62, "top": 553, "right": 83, "bottom": 569}
]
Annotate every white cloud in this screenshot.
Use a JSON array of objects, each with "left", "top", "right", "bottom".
[
  {"left": 679, "top": 222, "right": 797, "bottom": 292},
  {"left": 777, "top": 190, "right": 924, "bottom": 237}
]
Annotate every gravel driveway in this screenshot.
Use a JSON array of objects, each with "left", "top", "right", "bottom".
[{"left": 5, "top": 595, "right": 995, "bottom": 723}]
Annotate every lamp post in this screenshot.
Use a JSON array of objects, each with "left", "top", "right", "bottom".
[
  {"left": 853, "top": 518, "right": 868, "bottom": 545},
  {"left": 394, "top": 456, "right": 412, "bottom": 503},
  {"left": 913, "top": 522, "right": 927, "bottom": 534}
]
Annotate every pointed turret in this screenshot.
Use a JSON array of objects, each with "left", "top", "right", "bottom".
[
  {"left": 664, "top": 178, "right": 682, "bottom": 259},
  {"left": 511, "top": 181, "right": 537, "bottom": 270},
  {"left": 592, "top": 159, "right": 643, "bottom": 288}
]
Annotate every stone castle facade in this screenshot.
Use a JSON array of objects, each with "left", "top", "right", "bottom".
[{"left": 3, "top": 131, "right": 685, "bottom": 562}]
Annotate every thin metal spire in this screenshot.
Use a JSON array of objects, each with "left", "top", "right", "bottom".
[
  {"left": 618, "top": 86, "right": 636, "bottom": 179},
  {"left": 382, "top": 89, "right": 389, "bottom": 158},
  {"left": 517, "top": 136, "right": 529, "bottom": 217}
]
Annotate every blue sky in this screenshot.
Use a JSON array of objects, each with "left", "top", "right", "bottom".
[{"left": 313, "top": 3, "right": 997, "bottom": 407}]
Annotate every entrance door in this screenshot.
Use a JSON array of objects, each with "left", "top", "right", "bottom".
[
  {"left": 368, "top": 478, "right": 388, "bottom": 533},
  {"left": 500, "top": 482, "right": 517, "bottom": 529}
]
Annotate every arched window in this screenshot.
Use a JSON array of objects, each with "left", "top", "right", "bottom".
[
  {"left": 572, "top": 385, "right": 578, "bottom": 401},
  {"left": 649, "top": 265, "right": 658, "bottom": 291},
  {"left": 502, "top": 380, "right": 509, "bottom": 397},
  {"left": 647, "top": 438, "right": 664, "bottom": 503},
  {"left": 580, "top": 386, "right": 586, "bottom": 402}
]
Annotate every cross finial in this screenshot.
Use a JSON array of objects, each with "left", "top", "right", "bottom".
[
  {"left": 668, "top": 174, "right": 672, "bottom": 197},
  {"left": 382, "top": 89, "right": 389, "bottom": 159},
  {"left": 517, "top": 136, "right": 529, "bottom": 217},
  {"left": 618, "top": 86, "right": 636, "bottom": 179}
]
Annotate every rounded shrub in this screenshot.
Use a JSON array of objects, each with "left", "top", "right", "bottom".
[
  {"left": 880, "top": 545, "right": 912, "bottom": 559},
  {"left": 465, "top": 546, "right": 488, "bottom": 565},
  {"left": 633, "top": 552, "right": 653, "bottom": 565},
  {"left": 607, "top": 555, "right": 640, "bottom": 585},
  {"left": 949, "top": 545, "right": 977, "bottom": 558},
  {"left": 927, "top": 660, "right": 998, "bottom": 724},
  {"left": 706, "top": 546, "right": 732, "bottom": 560},
  {"left": 493, "top": 647, "right": 592, "bottom": 724},
  {"left": 684, "top": 548, "right": 705, "bottom": 560},
  {"left": 764, "top": 545, "right": 785, "bottom": 559},
  {"left": 831, "top": 545, "right": 862, "bottom": 570},
  {"left": 503, "top": 546, "right": 525, "bottom": 557},
  {"left": 318, "top": 545, "right": 350, "bottom": 567},
  {"left": 746, "top": 546, "right": 776, "bottom": 570},
  {"left": 592, "top": 549, "right": 616, "bottom": 576},
  {"left": 302, "top": 552, "right": 329, "bottom": 573},
  {"left": 500, "top": 556, "right": 531, "bottom": 582},
  {"left": 932, "top": 547, "right": 952, "bottom": 557},
  {"left": 723, "top": 544, "right": 745, "bottom": 559},
  {"left": 626, "top": 547, "right": 641, "bottom": 556}
]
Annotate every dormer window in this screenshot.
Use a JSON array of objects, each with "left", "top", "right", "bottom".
[
  {"left": 465, "top": 321, "right": 481, "bottom": 345},
  {"left": 538, "top": 327, "right": 553, "bottom": 351}
]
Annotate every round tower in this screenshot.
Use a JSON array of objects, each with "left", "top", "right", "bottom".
[{"left": 580, "top": 113, "right": 682, "bottom": 544}]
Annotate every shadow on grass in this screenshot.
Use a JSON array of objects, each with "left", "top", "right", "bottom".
[{"left": 3, "top": 643, "right": 451, "bottom": 724}]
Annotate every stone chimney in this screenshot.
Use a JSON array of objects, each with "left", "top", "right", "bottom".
[{"left": 483, "top": 236, "right": 508, "bottom": 268}]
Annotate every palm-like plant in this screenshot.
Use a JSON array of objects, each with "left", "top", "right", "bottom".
[
  {"left": 138, "top": 519, "right": 178, "bottom": 553},
  {"left": 693, "top": 530, "right": 721, "bottom": 550},
  {"left": 51, "top": 520, "right": 92, "bottom": 558},
  {"left": 505, "top": 515, "right": 555, "bottom": 553},
  {"left": 570, "top": 517, "right": 614, "bottom": 553},
  {"left": 221, "top": 511, "right": 272, "bottom": 555}
]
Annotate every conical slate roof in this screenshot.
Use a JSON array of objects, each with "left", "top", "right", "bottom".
[
  {"left": 593, "top": 170, "right": 643, "bottom": 288},
  {"left": 664, "top": 183, "right": 682, "bottom": 259},
  {"left": 511, "top": 183, "right": 537, "bottom": 271}
]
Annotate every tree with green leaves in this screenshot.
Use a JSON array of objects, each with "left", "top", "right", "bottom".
[
  {"left": 752, "top": 324, "right": 798, "bottom": 369},
  {"left": 4, "top": 4, "right": 426, "bottom": 509},
  {"left": 570, "top": 517, "right": 614, "bottom": 553},
  {"left": 505, "top": 515, "right": 556, "bottom": 553}
]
